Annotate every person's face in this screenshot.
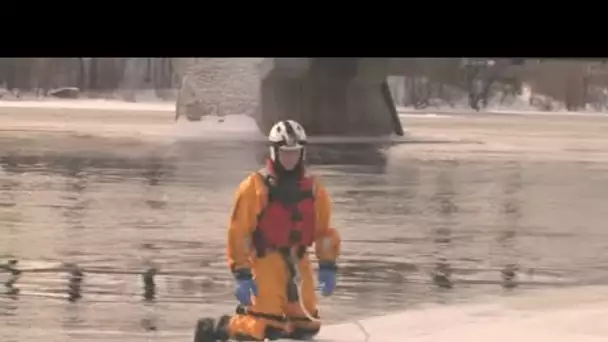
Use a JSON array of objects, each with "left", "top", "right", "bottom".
[{"left": 277, "top": 148, "right": 301, "bottom": 170}]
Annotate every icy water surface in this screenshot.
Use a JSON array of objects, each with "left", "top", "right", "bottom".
[{"left": 2, "top": 111, "right": 608, "bottom": 342}]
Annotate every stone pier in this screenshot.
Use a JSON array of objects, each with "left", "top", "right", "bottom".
[
  {"left": 254, "top": 58, "right": 403, "bottom": 136},
  {"left": 175, "top": 58, "right": 403, "bottom": 137}
]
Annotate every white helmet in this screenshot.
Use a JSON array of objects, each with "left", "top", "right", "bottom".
[{"left": 268, "top": 120, "right": 308, "bottom": 161}]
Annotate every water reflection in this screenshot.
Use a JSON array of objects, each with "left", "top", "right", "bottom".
[
  {"left": 498, "top": 161, "right": 523, "bottom": 289},
  {"left": 0, "top": 260, "right": 20, "bottom": 341},
  {"left": 61, "top": 157, "right": 88, "bottom": 238},
  {"left": 0, "top": 154, "right": 177, "bottom": 179},
  {"left": 61, "top": 298, "right": 86, "bottom": 331},
  {"left": 0, "top": 155, "right": 28, "bottom": 174},
  {"left": 243, "top": 141, "right": 391, "bottom": 172},
  {"left": 0, "top": 177, "right": 20, "bottom": 249},
  {"left": 306, "top": 143, "right": 388, "bottom": 173},
  {"left": 429, "top": 161, "right": 458, "bottom": 291},
  {"left": 2, "top": 134, "right": 608, "bottom": 341}
]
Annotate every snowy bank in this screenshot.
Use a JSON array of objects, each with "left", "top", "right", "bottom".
[
  {"left": 0, "top": 99, "right": 174, "bottom": 112},
  {"left": 312, "top": 285, "right": 608, "bottom": 342},
  {"left": 397, "top": 106, "right": 608, "bottom": 118}
]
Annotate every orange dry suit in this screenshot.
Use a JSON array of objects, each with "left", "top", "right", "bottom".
[{"left": 224, "top": 161, "right": 341, "bottom": 340}]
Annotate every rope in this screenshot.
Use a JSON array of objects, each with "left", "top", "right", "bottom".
[{"left": 290, "top": 256, "right": 370, "bottom": 342}]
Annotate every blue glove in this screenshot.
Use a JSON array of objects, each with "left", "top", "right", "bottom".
[
  {"left": 317, "top": 261, "right": 337, "bottom": 297},
  {"left": 234, "top": 269, "right": 257, "bottom": 305}
]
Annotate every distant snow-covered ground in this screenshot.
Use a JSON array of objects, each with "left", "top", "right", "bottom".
[
  {"left": 388, "top": 77, "right": 608, "bottom": 116},
  {"left": 0, "top": 98, "right": 174, "bottom": 112}
]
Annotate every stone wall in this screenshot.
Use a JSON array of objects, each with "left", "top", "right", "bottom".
[{"left": 175, "top": 58, "right": 261, "bottom": 122}]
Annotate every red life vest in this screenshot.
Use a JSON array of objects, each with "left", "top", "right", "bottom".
[{"left": 253, "top": 165, "right": 316, "bottom": 253}]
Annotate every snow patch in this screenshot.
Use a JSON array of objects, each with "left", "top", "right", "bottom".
[
  {"left": 310, "top": 285, "right": 608, "bottom": 342},
  {"left": 0, "top": 98, "right": 174, "bottom": 112}
]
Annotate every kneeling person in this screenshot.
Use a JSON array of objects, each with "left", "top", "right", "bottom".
[{"left": 195, "top": 120, "right": 341, "bottom": 341}]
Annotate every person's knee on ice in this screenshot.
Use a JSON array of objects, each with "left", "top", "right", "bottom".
[
  {"left": 225, "top": 313, "right": 291, "bottom": 341},
  {"left": 194, "top": 315, "right": 232, "bottom": 342},
  {"left": 289, "top": 325, "right": 321, "bottom": 340},
  {"left": 284, "top": 301, "right": 322, "bottom": 340},
  {"left": 224, "top": 120, "right": 342, "bottom": 341}
]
